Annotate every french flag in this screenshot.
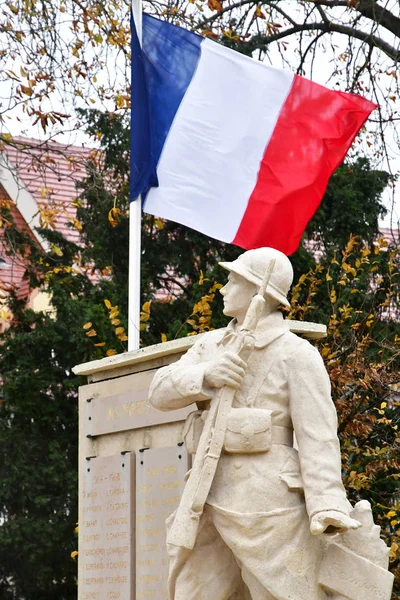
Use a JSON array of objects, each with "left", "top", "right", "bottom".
[{"left": 131, "top": 14, "right": 376, "bottom": 256}]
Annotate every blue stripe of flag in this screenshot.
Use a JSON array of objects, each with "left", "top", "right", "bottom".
[{"left": 130, "top": 14, "right": 202, "bottom": 201}]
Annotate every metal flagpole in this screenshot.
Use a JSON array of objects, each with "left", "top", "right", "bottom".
[{"left": 128, "top": 2, "right": 142, "bottom": 352}]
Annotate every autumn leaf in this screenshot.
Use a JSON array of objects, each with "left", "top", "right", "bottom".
[
  {"left": 108, "top": 207, "right": 121, "bottom": 227},
  {"left": 255, "top": 6, "right": 266, "bottom": 19},
  {"left": 83, "top": 322, "right": 92, "bottom": 330},
  {"left": 208, "top": 0, "right": 222, "bottom": 11},
  {"left": 86, "top": 329, "right": 97, "bottom": 337},
  {"left": 104, "top": 299, "right": 112, "bottom": 309},
  {"left": 70, "top": 551, "right": 78, "bottom": 560},
  {"left": 161, "top": 333, "right": 167, "bottom": 343},
  {"left": 106, "top": 349, "right": 117, "bottom": 356}
]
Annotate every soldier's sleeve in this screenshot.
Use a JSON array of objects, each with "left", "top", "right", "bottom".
[
  {"left": 286, "top": 341, "right": 350, "bottom": 519},
  {"left": 148, "top": 336, "right": 213, "bottom": 411}
]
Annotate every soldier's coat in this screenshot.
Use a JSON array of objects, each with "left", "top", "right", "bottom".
[{"left": 149, "top": 311, "right": 350, "bottom": 600}]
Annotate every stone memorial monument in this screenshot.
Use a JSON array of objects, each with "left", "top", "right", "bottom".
[{"left": 149, "top": 247, "right": 394, "bottom": 600}]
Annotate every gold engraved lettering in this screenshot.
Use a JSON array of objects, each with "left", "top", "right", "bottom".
[
  {"left": 138, "top": 484, "right": 152, "bottom": 494},
  {"left": 84, "top": 534, "right": 100, "bottom": 543},
  {"left": 136, "top": 591, "right": 156, "bottom": 599},
  {"left": 84, "top": 577, "right": 104, "bottom": 585},
  {"left": 109, "top": 472, "right": 120, "bottom": 482},
  {"left": 162, "top": 495, "right": 181, "bottom": 506},
  {"left": 147, "top": 468, "right": 159, "bottom": 477},
  {"left": 107, "top": 593, "right": 121, "bottom": 599},
  {"left": 107, "top": 488, "right": 126, "bottom": 497},
  {"left": 106, "top": 502, "right": 128, "bottom": 511},
  {"left": 84, "top": 562, "right": 104, "bottom": 571},
  {"left": 105, "top": 576, "right": 127, "bottom": 584},
  {"left": 136, "top": 528, "right": 161, "bottom": 538},
  {"left": 83, "top": 593, "right": 99, "bottom": 599},
  {"left": 138, "top": 499, "right": 158, "bottom": 508},
  {"left": 85, "top": 548, "right": 105, "bottom": 557},
  {"left": 106, "top": 516, "right": 128, "bottom": 526},
  {"left": 137, "top": 543, "right": 159, "bottom": 553},
  {"left": 161, "top": 481, "right": 180, "bottom": 490},
  {"left": 106, "top": 531, "right": 127, "bottom": 541},
  {"left": 107, "top": 407, "right": 121, "bottom": 421},
  {"left": 83, "top": 491, "right": 98, "bottom": 499},
  {"left": 83, "top": 505, "right": 102, "bottom": 513},
  {"left": 93, "top": 475, "right": 103, "bottom": 484},
  {"left": 106, "top": 546, "right": 128, "bottom": 555},
  {"left": 137, "top": 559, "right": 156, "bottom": 567},
  {"left": 137, "top": 514, "right": 154, "bottom": 523},
  {"left": 163, "top": 465, "right": 176, "bottom": 475},
  {"left": 84, "top": 520, "right": 97, "bottom": 528},
  {"left": 106, "top": 560, "right": 128, "bottom": 570},
  {"left": 137, "top": 574, "right": 159, "bottom": 583}
]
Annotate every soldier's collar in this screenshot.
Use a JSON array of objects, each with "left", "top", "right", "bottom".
[{"left": 218, "top": 311, "right": 287, "bottom": 349}]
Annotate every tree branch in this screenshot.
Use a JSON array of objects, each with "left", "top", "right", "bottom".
[
  {"left": 246, "top": 21, "right": 399, "bottom": 63},
  {"left": 310, "top": 0, "right": 400, "bottom": 39}
]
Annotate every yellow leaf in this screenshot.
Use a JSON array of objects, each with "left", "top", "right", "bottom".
[
  {"left": 106, "top": 349, "right": 117, "bottom": 356},
  {"left": 381, "top": 402, "right": 387, "bottom": 409},
  {"left": 111, "top": 319, "right": 120, "bottom": 326},
  {"left": 140, "top": 323, "right": 146, "bottom": 331},
  {"left": 115, "top": 327, "right": 124, "bottom": 335},
  {"left": 142, "top": 300, "right": 151, "bottom": 314},
  {"left": 108, "top": 207, "right": 121, "bottom": 227},
  {"left": 161, "top": 333, "right": 167, "bottom": 343},
  {"left": 83, "top": 322, "right": 92, "bottom": 330},
  {"left": 255, "top": 6, "right": 266, "bottom": 18},
  {"left": 208, "top": 0, "right": 222, "bottom": 10},
  {"left": 118, "top": 334, "right": 128, "bottom": 341},
  {"left": 70, "top": 550, "right": 78, "bottom": 560},
  {"left": 50, "top": 244, "right": 63, "bottom": 257},
  {"left": 94, "top": 342, "right": 106, "bottom": 347},
  {"left": 86, "top": 329, "right": 97, "bottom": 337},
  {"left": 20, "top": 84, "right": 33, "bottom": 96},
  {"left": 20, "top": 66, "right": 27, "bottom": 78},
  {"left": 109, "top": 310, "right": 120, "bottom": 319},
  {"left": 104, "top": 299, "right": 112, "bottom": 309}
]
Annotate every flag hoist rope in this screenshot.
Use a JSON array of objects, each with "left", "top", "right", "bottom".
[{"left": 128, "top": 1, "right": 142, "bottom": 352}]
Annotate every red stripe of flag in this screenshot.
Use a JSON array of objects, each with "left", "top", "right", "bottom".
[{"left": 232, "top": 75, "right": 377, "bottom": 255}]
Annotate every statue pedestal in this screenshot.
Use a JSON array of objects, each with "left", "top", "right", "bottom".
[{"left": 74, "top": 336, "right": 200, "bottom": 600}]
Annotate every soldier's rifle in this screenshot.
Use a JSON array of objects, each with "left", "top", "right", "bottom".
[{"left": 167, "top": 260, "right": 276, "bottom": 549}]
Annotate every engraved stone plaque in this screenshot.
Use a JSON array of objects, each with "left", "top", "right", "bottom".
[
  {"left": 79, "top": 454, "right": 135, "bottom": 600},
  {"left": 85, "top": 370, "right": 193, "bottom": 437},
  {"left": 136, "top": 445, "right": 190, "bottom": 600}
]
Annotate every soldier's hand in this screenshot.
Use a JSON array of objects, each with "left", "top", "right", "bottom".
[
  {"left": 204, "top": 352, "right": 246, "bottom": 389},
  {"left": 310, "top": 511, "right": 362, "bottom": 536}
]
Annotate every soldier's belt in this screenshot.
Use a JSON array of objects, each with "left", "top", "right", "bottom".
[
  {"left": 184, "top": 407, "right": 293, "bottom": 454},
  {"left": 224, "top": 407, "right": 292, "bottom": 453}
]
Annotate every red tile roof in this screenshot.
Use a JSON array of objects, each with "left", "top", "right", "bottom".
[
  {"left": 0, "top": 136, "right": 93, "bottom": 300},
  {"left": 2, "top": 136, "right": 92, "bottom": 244}
]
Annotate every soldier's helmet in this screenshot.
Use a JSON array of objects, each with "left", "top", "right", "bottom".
[{"left": 219, "top": 247, "right": 293, "bottom": 308}]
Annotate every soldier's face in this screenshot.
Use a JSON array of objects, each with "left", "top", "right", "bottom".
[{"left": 220, "top": 272, "right": 257, "bottom": 322}]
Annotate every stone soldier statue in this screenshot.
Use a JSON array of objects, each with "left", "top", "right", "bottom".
[{"left": 148, "top": 247, "right": 393, "bottom": 600}]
